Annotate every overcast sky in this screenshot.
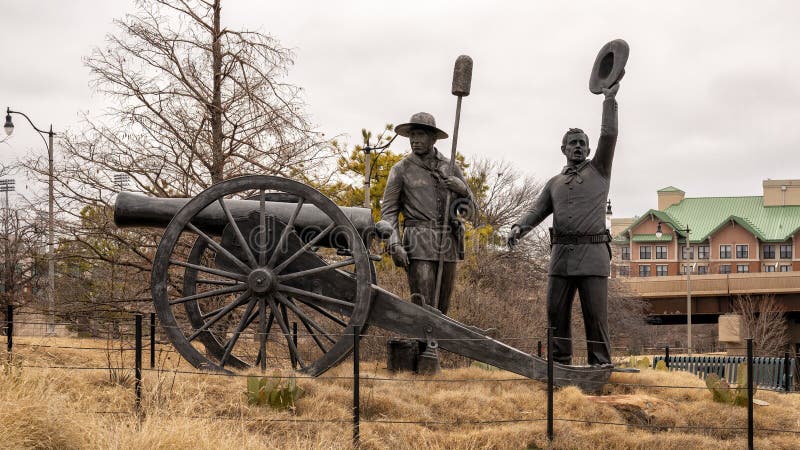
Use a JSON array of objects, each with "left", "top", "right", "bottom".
[{"left": 2, "top": 0, "right": 799, "bottom": 217}]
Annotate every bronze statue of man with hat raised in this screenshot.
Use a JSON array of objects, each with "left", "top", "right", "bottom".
[
  {"left": 375, "top": 112, "right": 473, "bottom": 316},
  {"left": 507, "top": 39, "right": 629, "bottom": 367}
]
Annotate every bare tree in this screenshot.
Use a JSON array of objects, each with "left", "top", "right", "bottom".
[
  {"left": 19, "top": 0, "right": 337, "bottom": 315},
  {"left": 467, "top": 157, "right": 541, "bottom": 231},
  {"left": 732, "top": 294, "right": 789, "bottom": 356}
]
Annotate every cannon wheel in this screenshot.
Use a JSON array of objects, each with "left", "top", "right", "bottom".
[{"left": 151, "top": 175, "right": 373, "bottom": 375}]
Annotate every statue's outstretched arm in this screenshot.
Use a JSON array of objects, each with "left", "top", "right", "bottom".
[{"left": 593, "top": 84, "right": 619, "bottom": 179}]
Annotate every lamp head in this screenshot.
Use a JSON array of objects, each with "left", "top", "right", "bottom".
[
  {"left": 4, "top": 109, "right": 13, "bottom": 136},
  {"left": 655, "top": 222, "right": 663, "bottom": 239}
]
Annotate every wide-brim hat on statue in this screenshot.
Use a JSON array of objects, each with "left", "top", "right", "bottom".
[
  {"left": 589, "top": 39, "right": 629, "bottom": 94},
  {"left": 394, "top": 112, "right": 449, "bottom": 140}
]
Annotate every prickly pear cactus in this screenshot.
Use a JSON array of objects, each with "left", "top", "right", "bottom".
[
  {"left": 655, "top": 360, "right": 668, "bottom": 371},
  {"left": 635, "top": 357, "right": 651, "bottom": 370},
  {"left": 705, "top": 373, "right": 732, "bottom": 404},
  {"left": 247, "top": 375, "right": 305, "bottom": 410},
  {"left": 704, "top": 363, "right": 757, "bottom": 407},
  {"left": 733, "top": 362, "right": 757, "bottom": 407}
]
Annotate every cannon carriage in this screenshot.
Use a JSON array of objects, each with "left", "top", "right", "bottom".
[{"left": 114, "top": 175, "right": 611, "bottom": 392}]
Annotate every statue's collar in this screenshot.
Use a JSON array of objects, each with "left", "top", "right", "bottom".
[
  {"left": 561, "top": 159, "right": 590, "bottom": 175},
  {"left": 409, "top": 148, "right": 445, "bottom": 166}
]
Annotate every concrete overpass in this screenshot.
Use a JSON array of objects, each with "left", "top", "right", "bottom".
[{"left": 618, "top": 271, "right": 800, "bottom": 326}]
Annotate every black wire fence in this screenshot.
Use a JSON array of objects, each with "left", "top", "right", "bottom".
[{"left": 3, "top": 304, "right": 799, "bottom": 450}]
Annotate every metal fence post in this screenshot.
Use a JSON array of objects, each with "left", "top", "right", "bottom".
[
  {"left": 665, "top": 345, "right": 670, "bottom": 369},
  {"left": 537, "top": 340, "right": 542, "bottom": 358},
  {"left": 6, "top": 304, "right": 12, "bottom": 355},
  {"left": 784, "top": 351, "right": 791, "bottom": 392},
  {"left": 746, "top": 338, "right": 753, "bottom": 450},
  {"left": 135, "top": 314, "right": 143, "bottom": 414},
  {"left": 353, "top": 324, "right": 361, "bottom": 448},
  {"left": 547, "top": 327, "right": 554, "bottom": 443},
  {"left": 149, "top": 312, "right": 156, "bottom": 369}
]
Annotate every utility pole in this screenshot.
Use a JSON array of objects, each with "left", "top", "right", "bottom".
[{"left": 0, "top": 179, "right": 15, "bottom": 310}]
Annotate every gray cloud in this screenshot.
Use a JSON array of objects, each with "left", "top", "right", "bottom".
[{"left": 2, "top": 0, "right": 799, "bottom": 218}]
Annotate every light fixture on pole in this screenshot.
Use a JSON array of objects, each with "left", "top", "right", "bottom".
[
  {"left": 4, "top": 107, "right": 56, "bottom": 335},
  {"left": 361, "top": 132, "right": 397, "bottom": 209},
  {"left": 656, "top": 221, "right": 693, "bottom": 355}
]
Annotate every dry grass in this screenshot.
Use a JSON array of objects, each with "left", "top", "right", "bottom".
[{"left": 1, "top": 336, "right": 800, "bottom": 449}]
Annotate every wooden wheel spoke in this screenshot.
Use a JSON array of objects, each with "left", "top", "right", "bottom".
[
  {"left": 169, "top": 283, "right": 247, "bottom": 306},
  {"left": 254, "top": 310, "right": 274, "bottom": 368},
  {"left": 258, "top": 296, "right": 267, "bottom": 371},
  {"left": 298, "top": 314, "right": 328, "bottom": 353},
  {"left": 197, "top": 278, "right": 240, "bottom": 286},
  {"left": 277, "top": 258, "right": 355, "bottom": 282},
  {"left": 201, "top": 305, "right": 227, "bottom": 320},
  {"left": 219, "top": 198, "right": 258, "bottom": 268},
  {"left": 187, "top": 291, "right": 250, "bottom": 342},
  {"left": 220, "top": 296, "right": 258, "bottom": 368},
  {"left": 275, "top": 292, "right": 335, "bottom": 348},
  {"left": 171, "top": 259, "right": 248, "bottom": 282},
  {"left": 277, "top": 284, "right": 354, "bottom": 311},
  {"left": 268, "top": 296, "right": 306, "bottom": 369},
  {"left": 267, "top": 198, "right": 305, "bottom": 268},
  {"left": 186, "top": 223, "right": 252, "bottom": 274},
  {"left": 297, "top": 298, "right": 348, "bottom": 327},
  {"left": 259, "top": 189, "right": 267, "bottom": 266},
  {"left": 273, "top": 222, "right": 336, "bottom": 274}
]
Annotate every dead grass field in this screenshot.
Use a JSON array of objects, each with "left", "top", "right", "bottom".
[{"left": 1, "top": 336, "right": 799, "bottom": 449}]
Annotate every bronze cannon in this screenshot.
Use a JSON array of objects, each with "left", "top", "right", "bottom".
[{"left": 114, "top": 175, "right": 611, "bottom": 392}]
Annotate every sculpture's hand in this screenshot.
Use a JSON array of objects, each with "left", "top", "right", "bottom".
[
  {"left": 388, "top": 244, "right": 409, "bottom": 269},
  {"left": 603, "top": 71, "right": 622, "bottom": 99},
  {"left": 374, "top": 220, "right": 394, "bottom": 240},
  {"left": 442, "top": 176, "right": 469, "bottom": 196},
  {"left": 506, "top": 225, "right": 522, "bottom": 249}
]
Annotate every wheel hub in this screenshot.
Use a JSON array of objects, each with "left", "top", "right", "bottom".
[{"left": 248, "top": 267, "right": 277, "bottom": 294}]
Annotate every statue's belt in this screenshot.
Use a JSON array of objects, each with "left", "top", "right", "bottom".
[{"left": 550, "top": 230, "right": 611, "bottom": 245}]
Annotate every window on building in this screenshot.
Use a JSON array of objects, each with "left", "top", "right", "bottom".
[
  {"left": 737, "top": 264, "right": 749, "bottom": 273},
  {"left": 780, "top": 265, "right": 791, "bottom": 272},
  {"left": 780, "top": 244, "right": 793, "bottom": 259},
  {"left": 655, "top": 246, "right": 668, "bottom": 259},
  {"left": 682, "top": 246, "right": 694, "bottom": 260},
  {"left": 656, "top": 265, "right": 668, "bottom": 276},
  {"left": 640, "top": 246, "right": 651, "bottom": 260},
  {"left": 720, "top": 245, "right": 732, "bottom": 259},
  {"left": 639, "top": 265, "right": 651, "bottom": 277},
  {"left": 698, "top": 245, "right": 710, "bottom": 260},
  {"left": 763, "top": 245, "right": 775, "bottom": 259},
  {"left": 697, "top": 265, "right": 708, "bottom": 275},
  {"left": 719, "top": 264, "right": 731, "bottom": 274},
  {"left": 621, "top": 247, "right": 630, "bottom": 261},
  {"left": 736, "top": 245, "right": 749, "bottom": 259},
  {"left": 764, "top": 265, "right": 776, "bottom": 272},
  {"left": 619, "top": 266, "right": 629, "bottom": 276}
]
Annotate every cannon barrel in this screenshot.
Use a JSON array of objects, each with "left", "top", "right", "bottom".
[{"left": 114, "top": 192, "right": 375, "bottom": 249}]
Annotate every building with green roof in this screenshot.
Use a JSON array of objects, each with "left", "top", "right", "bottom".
[{"left": 613, "top": 180, "right": 800, "bottom": 278}]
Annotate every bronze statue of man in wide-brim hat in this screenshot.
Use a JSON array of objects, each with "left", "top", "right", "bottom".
[
  {"left": 376, "top": 112, "right": 473, "bottom": 316},
  {"left": 508, "top": 40, "right": 628, "bottom": 367}
]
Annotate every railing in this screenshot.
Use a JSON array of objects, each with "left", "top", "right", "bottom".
[
  {"left": 620, "top": 271, "right": 800, "bottom": 298},
  {"left": 653, "top": 355, "right": 795, "bottom": 391}
]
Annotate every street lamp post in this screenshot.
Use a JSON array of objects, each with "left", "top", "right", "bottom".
[
  {"left": 361, "top": 134, "right": 397, "bottom": 209},
  {"left": 4, "top": 108, "right": 56, "bottom": 334},
  {"left": 656, "top": 221, "right": 693, "bottom": 355},
  {"left": 0, "top": 179, "right": 14, "bottom": 309}
]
